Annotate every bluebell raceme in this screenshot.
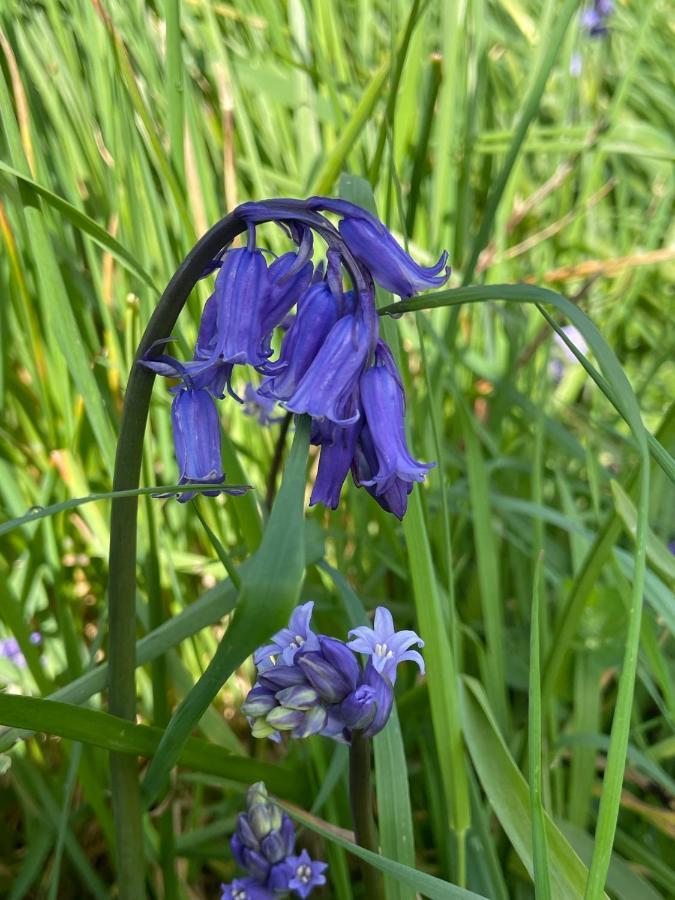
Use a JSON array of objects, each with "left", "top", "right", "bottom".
[{"left": 141, "top": 198, "right": 449, "bottom": 516}]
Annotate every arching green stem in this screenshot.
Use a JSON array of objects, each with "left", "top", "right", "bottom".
[{"left": 108, "top": 212, "right": 246, "bottom": 898}]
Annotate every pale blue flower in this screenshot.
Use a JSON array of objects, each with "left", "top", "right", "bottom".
[{"left": 347, "top": 606, "right": 424, "bottom": 683}]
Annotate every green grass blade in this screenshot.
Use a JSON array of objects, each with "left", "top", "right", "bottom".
[
  {"left": 283, "top": 804, "right": 487, "bottom": 900},
  {"left": 0, "top": 693, "right": 304, "bottom": 801},
  {"left": 140, "top": 416, "right": 310, "bottom": 806},
  {"left": 462, "top": 0, "right": 579, "bottom": 283},
  {"left": 0, "top": 483, "right": 251, "bottom": 537},
  {"left": 529, "top": 552, "right": 551, "bottom": 900},
  {"left": 460, "top": 677, "right": 609, "bottom": 900},
  {"left": 374, "top": 708, "right": 416, "bottom": 900},
  {"left": 0, "top": 160, "right": 158, "bottom": 290}
]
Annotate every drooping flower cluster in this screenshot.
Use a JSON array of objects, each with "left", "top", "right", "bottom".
[
  {"left": 242, "top": 602, "right": 424, "bottom": 744},
  {"left": 221, "top": 782, "right": 327, "bottom": 900},
  {"left": 581, "top": 0, "right": 613, "bottom": 37},
  {"left": 143, "top": 197, "right": 449, "bottom": 517}
]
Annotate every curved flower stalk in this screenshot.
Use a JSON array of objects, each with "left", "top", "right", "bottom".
[
  {"left": 221, "top": 782, "right": 327, "bottom": 899},
  {"left": 242, "top": 602, "right": 424, "bottom": 744},
  {"left": 141, "top": 197, "right": 448, "bottom": 516}
]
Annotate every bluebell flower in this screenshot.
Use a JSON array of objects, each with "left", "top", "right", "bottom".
[
  {"left": 284, "top": 314, "right": 371, "bottom": 425},
  {"left": 195, "top": 292, "right": 219, "bottom": 358},
  {"left": 221, "top": 876, "right": 274, "bottom": 900},
  {"left": 253, "top": 601, "right": 320, "bottom": 671},
  {"left": 347, "top": 606, "right": 424, "bottom": 684},
  {"left": 285, "top": 850, "right": 328, "bottom": 899},
  {"left": 209, "top": 245, "right": 272, "bottom": 366},
  {"left": 307, "top": 196, "right": 450, "bottom": 297},
  {"left": 221, "top": 782, "right": 326, "bottom": 899},
  {"left": 261, "top": 250, "right": 314, "bottom": 336},
  {"left": 358, "top": 345, "right": 434, "bottom": 494},
  {"left": 147, "top": 196, "right": 446, "bottom": 515},
  {"left": 309, "top": 419, "right": 360, "bottom": 510},
  {"left": 142, "top": 345, "right": 231, "bottom": 399},
  {"left": 260, "top": 282, "right": 340, "bottom": 401},
  {"left": 296, "top": 635, "right": 361, "bottom": 704},
  {"left": 338, "top": 683, "right": 377, "bottom": 731},
  {"left": 359, "top": 662, "right": 395, "bottom": 738},
  {"left": 581, "top": 0, "right": 613, "bottom": 36},
  {"left": 171, "top": 387, "right": 224, "bottom": 501}
]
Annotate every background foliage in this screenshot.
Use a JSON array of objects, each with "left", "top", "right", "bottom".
[{"left": 0, "top": 0, "right": 673, "bottom": 897}]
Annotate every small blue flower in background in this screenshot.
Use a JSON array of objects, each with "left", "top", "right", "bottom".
[
  {"left": 581, "top": 0, "right": 614, "bottom": 37},
  {"left": 142, "top": 197, "right": 447, "bottom": 515},
  {"left": 242, "top": 383, "right": 283, "bottom": 427},
  {"left": 0, "top": 632, "right": 40, "bottom": 669},
  {"left": 243, "top": 603, "right": 423, "bottom": 743},
  {"left": 549, "top": 325, "right": 589, "bottom": 384},
  {"left": 347, "top": 607, "right": 425, "bottom": 684},
  {"left": 221, "top": 782, "right": 326, "bottom": 899}
]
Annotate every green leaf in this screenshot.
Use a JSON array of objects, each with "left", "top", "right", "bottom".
[
  {"left": 374, "top": 709, "right": 417, "bottom": 900},
  {"left": 0, "top": 160, "right": 158, "bottom": 291},
  {"left": 528, "top": 552, "right": 552, "bottom": 900},
  {"left": 0, "top": 693, "right": 304, "bottom": 801},
  {"left": 0, "top": 483, "right": 251, "bottom": 538},
  {"left": 140, "top": 417, "right": 310, "bottom": 806},
  {"left": 611, "top": 481, "right": 675, "bottom": 584},
  {"left": 460, "top": 677, "right": 609, "bottom": 900},
  {"left": 283, "top": 804, "right": 487, "bottom": 900},
  {"left": 558, "top": 821, "right": 663, "bottom": 900}
]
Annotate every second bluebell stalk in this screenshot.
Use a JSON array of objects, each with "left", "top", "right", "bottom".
[{"left": 242, "top": 602, "right": 424, "bottom": 744}]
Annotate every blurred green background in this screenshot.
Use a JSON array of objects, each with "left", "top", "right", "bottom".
[{"left": 0, "top": 0, "right": 673, "bottom": 897}]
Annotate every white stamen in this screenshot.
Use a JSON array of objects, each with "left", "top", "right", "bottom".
[
  {"left": 297, "top": 863, "right": 313, "bottom": 883},
  {"left": 374, "top": 642, "right": 394, "bottom": 660}
]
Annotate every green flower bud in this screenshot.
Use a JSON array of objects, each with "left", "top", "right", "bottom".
[{"left": 266, "top": 706, "right": 305, "bottom": 731}]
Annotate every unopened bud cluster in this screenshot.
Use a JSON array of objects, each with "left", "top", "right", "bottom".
[{"left": 221, "top": 782, "right": 326, "bottom": 899}]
